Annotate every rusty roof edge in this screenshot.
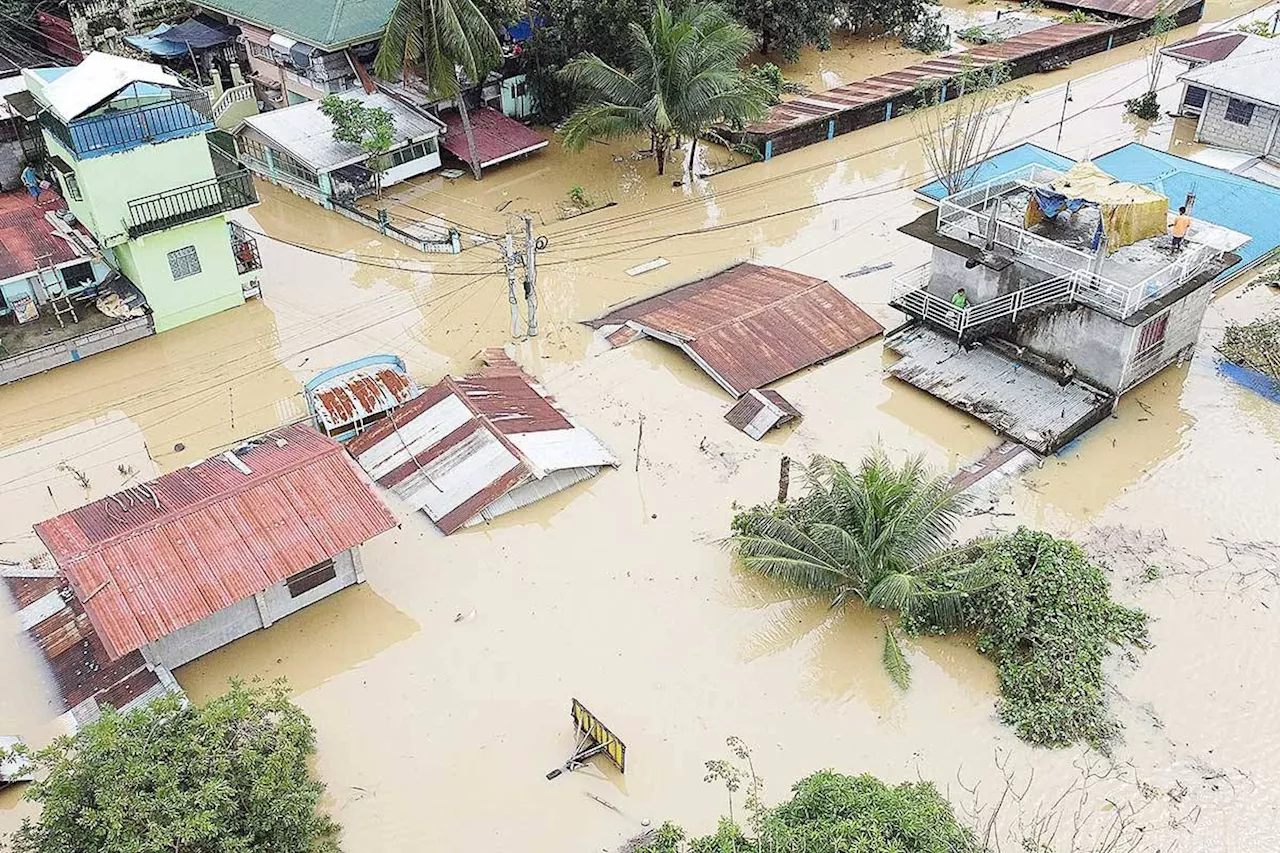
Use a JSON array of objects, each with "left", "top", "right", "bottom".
[
  {"left": 581, "top": 261, "right": 758, "bottom": 328},
  {"left": 36, "top": 431, "right": 357, "bottom": 567}
]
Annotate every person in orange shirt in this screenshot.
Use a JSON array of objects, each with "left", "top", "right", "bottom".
[{"left": 1171, "top": 206, "right": 1192, "bottom": 251}]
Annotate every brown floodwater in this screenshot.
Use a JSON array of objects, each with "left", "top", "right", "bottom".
[{"left": 2, "top": 2, "right": 1279, "bottom": 849}]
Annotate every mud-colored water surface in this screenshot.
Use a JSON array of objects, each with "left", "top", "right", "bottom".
[{"left": 2, "top": 3, "right": 1278, "bottom": 850}]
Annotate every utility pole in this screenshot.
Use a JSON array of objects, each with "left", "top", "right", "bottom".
[
  {"left": 522, "top": 214, "right": 538, "bottom": 337},
  {"left": 502, "top": 232, "right": 520, "bottom": 338},
  {"left": 1056, "top": 80, "right": 1072, "bottom": 150}
]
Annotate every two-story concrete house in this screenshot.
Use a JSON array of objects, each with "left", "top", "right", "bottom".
[
  {"left": 25, "top": 52, "right": 262, "bottom": 333},
  {"left": 888, "top": 161, "right": 1247, "bottom": 453},
  {"left": 1179, "top": 46, "right": 1280, "bottom": 161}
]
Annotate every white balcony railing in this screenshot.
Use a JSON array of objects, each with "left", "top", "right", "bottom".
[{"left": 935, "top": 167, "right": 1224, "bottom": 319}]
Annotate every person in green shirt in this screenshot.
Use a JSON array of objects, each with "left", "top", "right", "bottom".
[{"left": 951, "top": 287, "right": 967, "bottom": 309}]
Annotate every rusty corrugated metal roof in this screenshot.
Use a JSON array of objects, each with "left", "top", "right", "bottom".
[
  {"left": 589, "top": 263, "right": 883, "bottom": 396},
  {"left": 745, "top": 22, "right": 1117, "bottom": 136},
  {"left": 307, "top": 359, "right": 420, "bottom": 432},
  {"left": 725, "top": 389, "right": 801, "bottom": 440},
  {"left": 347, "top": 356, "right": 617, "bottom": 534},
  {"left": 4, "top": 573, "right": 162, "bottom": 716},
  {"left": 33, "top": 423, "right": 397, "bottom": 660}
]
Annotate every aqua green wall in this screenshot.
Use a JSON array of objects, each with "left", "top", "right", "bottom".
[
  {"left": 113, "top": 217, "right": 244, "bottom": 332},
  {"left": 43, "top": 133, "right": 218, "bottom": 247}
]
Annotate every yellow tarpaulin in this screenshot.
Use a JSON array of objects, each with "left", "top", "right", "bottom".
[{"left": 1024, "top": 161, "right": 1168, "bottom": 253}]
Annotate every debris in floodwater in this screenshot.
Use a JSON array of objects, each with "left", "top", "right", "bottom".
[{"left": 174, "top": 443, "right": 185, "bottom": 452}]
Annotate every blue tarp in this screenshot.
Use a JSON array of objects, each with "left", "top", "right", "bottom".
[
  {"left": 125, "top": 17, "right": 237, "bottom": 57},
  {"left": 503, "top": 16, "right": 546, "bottom": 42},
  {"left": 916, "top": 142, "right": 1280, "bottom": 282},
  {"left": 1218, "top": 361, "right": 1280, "bottom": 403},
  {"left": 1031, "top": 188, "right": 1089, "bottom": 218}
]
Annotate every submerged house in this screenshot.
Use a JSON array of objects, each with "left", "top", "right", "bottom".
[
  {"left": 1178, "top": 46, "right": 1280, "bottom": 161},
  {"left": 347, "top": 350, "right": 617, "bottom": 534},
  {"left": 8, "top": 424, "right": 395, "bottom": 730},
  {"left": 889, "top": 161, "right": 1246, "bottom": 453}
]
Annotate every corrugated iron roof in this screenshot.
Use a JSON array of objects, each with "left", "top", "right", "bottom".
[
  {"left": 439, "top": 107, "right": 548, "bottom": 169},
  {"left": 307, "top": 358, "right": 420, "bottom": 431},
  {"left": 589, "top": 263, "right": 883, "bottom": 396},
  {"left": 0, "top": 190, "right": 93, "bottom": 280},
  {"left": 347, "top": 354, "right": 616, "bottom": 534},
  {"left": 745, "top": 22, "right": 1116, "bottom": 136},
  {"left": 725, "top": 389, "right": 801, "bottom": 440},
  {"left": 33, "top": 423, "right": 396, "bottom": 660},
  {"left": 1162, "top": 31, "right": 1249, "bottom": 64}
]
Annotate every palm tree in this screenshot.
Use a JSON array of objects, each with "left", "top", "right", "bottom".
[
  {"left": 729, "top": 451, "right": 983, "bottom": 687},
  {"left": 376, "top": 0, "right": 501, "bottom": 180},
  {"left": 559, "top": 0, "right": 771, "bottom": 176}
]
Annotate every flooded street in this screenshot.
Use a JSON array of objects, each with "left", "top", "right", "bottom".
[{"left": 3, "top": 0, "right": 1279, "bottom": 849}]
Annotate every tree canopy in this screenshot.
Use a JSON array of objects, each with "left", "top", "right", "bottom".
[
  {"left": 722, "top": 0, "right": 842, "bottom": 62},
  {"left": 320, "top": 94, "right": 396, "bottom": 194},
  {"left": 559, "top": 0, "right": 771, "bottom": 174},
  {"left": 5, "top": 681, "right": 338, "bottom": 853}
]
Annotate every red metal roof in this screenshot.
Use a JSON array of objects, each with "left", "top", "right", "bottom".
[
  {"left": 439, "top": 107, "right": 548, "bottom": 169},
  {"left": 725, "top": 388, "right": 801, "bottom": 438},
  {"left": 589, "top": 263, "right": 883, "bottom": 396},
  {"left": 0, "top": 190, "right": 89, "bottom": 280},
  {"left": 1162, "top": 31, "right": 1249, "bottom": 64},
  {"left": 308, "top": 360, "right": 419, "bottom": 432},
  {"left": 4, "top": 573, "right": 161, "bottom": 716},
  {"left": 745, "top": 22, "right": 1117, "bottom": 136},
  {"left": 347, "top": 351, "right": 616, "bottom": 534},
  {"left": 33, "top": 423, "right": 396, "bottom": 660}
]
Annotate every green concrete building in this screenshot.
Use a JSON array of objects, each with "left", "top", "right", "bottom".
[{"left": 25, "top": 52, "right": 261, "bottom": 333}]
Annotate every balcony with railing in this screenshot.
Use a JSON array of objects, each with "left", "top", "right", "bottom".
[
  {"left": 933, "top": 165, "right": 1225, "bottom": 320},
  {"left": 42, "top": 87, "right": 214, "bottom": 160},
  {"left": 126, "top": 171, "right": 258, "bottom": 238}
]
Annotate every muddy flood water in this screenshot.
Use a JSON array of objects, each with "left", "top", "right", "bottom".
[{"left": 2, "top": 1, "right": 1279, "bottom": 849}]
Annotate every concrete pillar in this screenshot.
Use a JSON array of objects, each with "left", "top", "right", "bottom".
[
  {"left": 1194, "top": 97, "right": 1209, "bottom": 141},
  {"left": 827, "top": 120, "right": 835, "bottom": 140},
  {"left": 351, "top": 547, "right": 366, "bottom": 584},
  {"left": 763, "top": 140, "right": 772, "bottom": 160},
  {"left": 253, "top": 591, "right": 273, "bottom": 628}
]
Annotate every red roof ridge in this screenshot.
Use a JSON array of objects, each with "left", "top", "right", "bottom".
[{"left": 35, "top": 426, "right": 343, "bottom": 566}]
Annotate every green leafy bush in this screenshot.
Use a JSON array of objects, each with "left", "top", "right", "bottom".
[
  {"left": 906, "top": 528, "right": 1148, "bottom": 748},
  {"left": 1125, "top": 90, "right": 1160, "bottom": 120}
]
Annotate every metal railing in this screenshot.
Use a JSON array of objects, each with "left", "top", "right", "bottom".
[
  {"left": 126, "top": 171, "right": 258, "bottom": 237},
  {"left": 229, "top": 222, "right": 262, "bottom": 274},
  {"left": 43, "top": 88, "right": 213, "bottom": 158},
  {"left": 890, "top": 265, "right": 1077, "bottom": 338},
  {"left": 935, "top": 166, "right": 1224, "bottom": 319}
]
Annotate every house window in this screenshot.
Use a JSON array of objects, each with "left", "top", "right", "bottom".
[
  {"left": 60, "top": 260, "right": 94, "bottom": 288},
  {"left": 1224, "top": 98, "right": 1255, "bottom": 126},
  {"left": 286, "top": 558, "right": 337, "bottom": 597},
  {"left": 49, "top": 155, "right": 81, "bottom": 201},
  {"left": 167, "top": 245, "right": 202, "bottom": 280},
  {"left": 1135, "top": 312, "right": 1169, "bottom": 356},
  {"left": 1183, "top": 86, "right": 1206, "bottom": 110},
  {"left": 386, "top": 138, "right": 439, "bottom": 168}
]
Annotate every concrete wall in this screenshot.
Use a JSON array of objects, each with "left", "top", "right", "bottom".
[
  {"left": 0, "top": 139, "right": 23, "bottom": 192},
  {"left": 1196, "top": 91, "right": 1280, "bottom": 156},
  {"left": 1118, "top": 283, "right": 1213, "bottom": 391},
  {"left": 1010, "top": 303, "right": 1135, "bottom": 393},
  {"left": 113, "top": 216, "right": 245, "bottom": 332},
  {"left": 0, "top": 315, "right": 153, "bottom": 385},
  {"left": 925, "top": 246, "right": 1052, "bottom": 303},
  {"left": 140, "top": 548, "right": 364, "bottom": 671}
]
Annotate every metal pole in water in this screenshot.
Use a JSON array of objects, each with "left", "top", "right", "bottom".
[
  {"left": 523, "top": 215, "right": 538, "bottom": 337},
  {"left": 503, "top": 232, "right": 520, "bottom": 337}
]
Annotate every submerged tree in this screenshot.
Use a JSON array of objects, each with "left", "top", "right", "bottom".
[
  {"left": 912, "top": 60, "right": 1027, "bottom": 196},
  {"left": 729, "top": 451, "right": 979, "bottom": 686},
  {"left": 1126, "top": 6, "right": 1176, "bottom": 120},
  {"left": 320, "top": 94, "right": 396, "bottom": 197},
  {"left": 559, "top": 0, "right": 771, "bottom": 175},
  {"left": 723, "top": 0, "right": 842, "bottom": 61},
  {"left": 376, "top": 0, "right": 502, "bottom": 180},
  {"left": 6, "top": 680, "right": 338, "bottom": 853}
]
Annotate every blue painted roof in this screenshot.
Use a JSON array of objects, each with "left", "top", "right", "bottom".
[{"left": 916, "top": 142, "right": 1280, "bottom": 279}]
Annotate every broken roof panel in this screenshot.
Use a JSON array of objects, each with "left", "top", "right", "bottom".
[
  {"left": 589, "top": 263, "right": 883, "bottom": 396},
  {"left": 33, "top": 424, "right": 396, "bottom": 660},
  {"left": 725, "top": 389, "right": 801, "bottom": 440},
  {"left": 347, "top": 350, "right": 616, "bottom": 534}
]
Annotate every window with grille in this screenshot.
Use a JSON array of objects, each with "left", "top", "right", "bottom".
[
  {"left": 386, "top": 138, "right": 439, "bottom": 168},
  {"left": 167, "top": 245, "right": 202, "bottom": 280},
  {"left": 1224, "top": 98, "right": 1255, "bottom": 125},
  {"left": 1135, "top": 312, "right": 1169, "bottom": 356},
  {"left": 1183, "top": 86, "right": 1206, "bottom": 109}
]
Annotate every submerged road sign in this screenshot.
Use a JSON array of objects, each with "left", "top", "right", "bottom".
[{"left": 546, "top": 698, "right": 627, "bottom": 780}]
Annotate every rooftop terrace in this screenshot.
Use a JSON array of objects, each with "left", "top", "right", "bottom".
[{"left": 935, "top": 165, "right": 1246, "bottom": 318}]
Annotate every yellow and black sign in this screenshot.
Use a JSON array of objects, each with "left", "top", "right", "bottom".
[{"left": 571, "top": 698, "right": 626, "bottom": 773}]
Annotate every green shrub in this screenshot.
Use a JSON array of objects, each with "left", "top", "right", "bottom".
[{"left": 1126, "top": 90, "right": 1160, "bottom": 120}]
